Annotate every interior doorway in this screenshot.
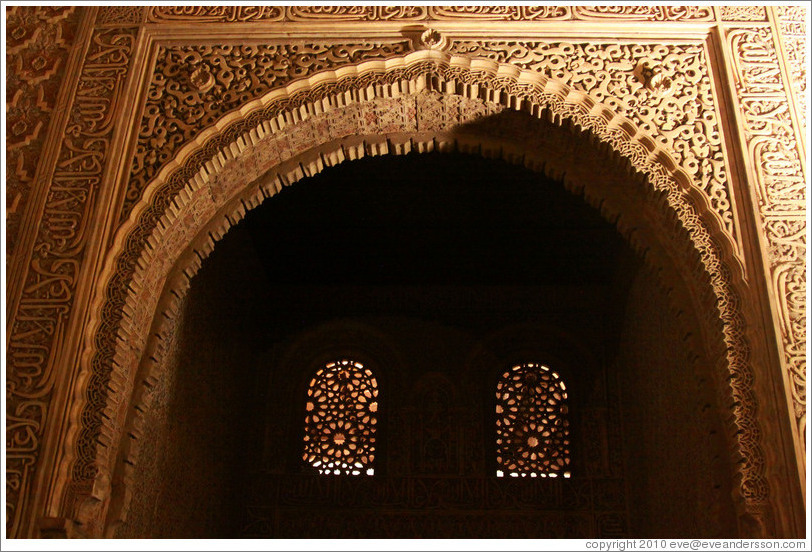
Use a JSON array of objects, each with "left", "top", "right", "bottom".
[{"left": 115, "top": 152, "right": 738, "bottom": 538}]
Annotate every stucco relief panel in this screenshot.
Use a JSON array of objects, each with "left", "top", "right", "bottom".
[
  {"left": 5, "top": 6, "right": 81, "bottom": 264},
  {"left": 5, "top": 20, "right": 138, "bottom": 535},
  {"left": 447, "top": 40, "right": 734, "bottom": 237},
  {"left": 6, "top": 6, "right": 806, "bottom": 534},
  {"left": 125, "top": 39, "right": 737, "bottom": 240},
  {"left": 144, "top": 5, "right": 717, "bottom": 23},
  {"left": 776, "top": 6, "right": 807, "bottom": 138},
  {"left": 726, "top": 25, "right": 807, "bottom": 443},
  {"left": 125, "top": 41, "right": 412, "bottom": 220},
  {"left": 91, "top": 52, "right": 767, "bottom": 533}
]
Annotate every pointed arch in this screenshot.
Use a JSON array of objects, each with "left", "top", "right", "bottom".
[{"left": 61, "top": 51, "right": 773, "bottom": 534}]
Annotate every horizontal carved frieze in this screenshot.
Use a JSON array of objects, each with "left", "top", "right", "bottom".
[
  {"left": 245, "top": 474, "right": 626, "bottom": 512},
  {"left": 143, "top": 5, "right": 715, "bottom": 23}
]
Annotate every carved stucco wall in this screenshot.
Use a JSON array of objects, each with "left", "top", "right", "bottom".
[
  {"left": 5, "top": 6, "right": 82, "bottom": 266},
  {"left": 4, "top": 5, "right": 806, "bottom": 538}
]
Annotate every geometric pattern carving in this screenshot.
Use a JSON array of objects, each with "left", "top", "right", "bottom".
[
  {"left": 303, "top": 360, "right": 378, "bottom": 476},
  {"left": 495, "top": 364, "right": 571, "bottom": 478}
]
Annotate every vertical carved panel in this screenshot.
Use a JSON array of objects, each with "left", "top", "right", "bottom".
[
  {"left": 5, "top": 6, "right": 81, "bottom": 265},
  {"left": 727, "top": 26, "right": 806, "bottom": 447},
  {"left": 775, "top": 6, "right": 807, "bottom": 138},
  {"left": 5, "top": 23, "right": 137, "bottom": 536},
  {"left": 410, "top": 376, "right": 457, "bottom": 475}
]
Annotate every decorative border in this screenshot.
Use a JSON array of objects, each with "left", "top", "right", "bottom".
[
  {"left": 726, "top": 24, "right": 807, "bottom": 451},
  {"left": 5, "top": 6, "right": 81, "bottom": 263},
  {"left": 5, "top": 20, "right": 138, "bottom": 536},
  {"left": 4, "top": 7, "right": 806, "bottom": 539},
  {"left": 74, "top": 50, "right": 765, "bottom": 534},
  {"left": 142, "top": 5, "right": 717, "bottom": 23}
]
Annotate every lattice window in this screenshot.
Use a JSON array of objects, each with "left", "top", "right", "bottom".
[
  {"left": 495, "top": 363, "right": 571, "bottom": 478},
  {"left": 303, "top": 359, "right": 378, "bottom": 475}
]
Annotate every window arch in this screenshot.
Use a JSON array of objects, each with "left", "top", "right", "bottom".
[
  {"left": 495, "top": 362, "right": 571, "bottom": 478},
  {"left": 302, "top": 359, "right": 378, "bottom": 475}
]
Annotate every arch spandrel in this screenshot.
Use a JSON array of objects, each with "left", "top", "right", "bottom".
[{"left": 61, "top": 46, "right": 783, "bottom": 536}]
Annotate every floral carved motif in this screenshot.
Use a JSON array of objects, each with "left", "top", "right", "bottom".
[
  {"left": 5, "top": 6, "right": 81, "bottom": 265},
  {"left": 83, "top": 52, "right": 767, "bottom": 537},
  {"left": 447, "top": 40, "right": 734, "bottom": 237},
  {"left": 123, "top": 41, "right": 410, "bottom": 220},
  {"left": 726, "top": 26, "right": 807, "bottom": 448},
  {"left": 6, "top": 23, "right": 137, "bottom": 537}
]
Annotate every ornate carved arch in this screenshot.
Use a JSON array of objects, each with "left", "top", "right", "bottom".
[{"left": 64, "top": 49, "right": 768, "bottom": 536}]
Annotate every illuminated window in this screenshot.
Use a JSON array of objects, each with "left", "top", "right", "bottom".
[
  {"left": 495, "top": 363, "right": 571, "bottom": 478},
  {"left": 303, "top": 359, "right": 378, "bottom": 475}
]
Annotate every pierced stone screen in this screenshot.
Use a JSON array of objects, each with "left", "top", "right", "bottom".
[
  {"left": 495, "top": 363, "right": 571, "bottom": 478},
  {"left": 303, "top": 360, "right": 378, "bottom": 475}
]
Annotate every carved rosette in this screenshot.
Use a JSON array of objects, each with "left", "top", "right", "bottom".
[{"left": 727, "top": 25, "right": 807, "bottom": 450}]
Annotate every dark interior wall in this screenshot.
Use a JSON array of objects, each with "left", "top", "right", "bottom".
[
  {"left": 115, "top": 152, "right": 737, "bottom": 538},
  {"left": 115, "top": 230, "right": 269, "bottom": 538},
  {"left": 615, "top": 268, "right": 738, "bottom": 538}
]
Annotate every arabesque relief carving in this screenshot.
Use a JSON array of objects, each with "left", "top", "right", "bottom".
[
  {"left": 447, "top": 40, "right": 733, "bottom": 237},
  {"left": 4, "top": 6, "right": 806, "bottom": 539},
  {"left": 5, "top": 6, "right": 81, "bottom": 264},
  {"left": 6, "top": 21, "right": 137, "bottom": 535},
  {"left": 727, "top": 25, "right": 807, "bottom": 448},
  {"left": 124, "top": 41, "right": 411, "bottom": 219},
  {"left": 719, "top": 6, "right": 768, "bottom": 22},
  {"left": 145, "top": 5, "right": 716, "bottom": 23},
  {"left": 776, "top": 6, "right": 807, "bottom": 138},
  {"left": 80, "top": 50, "right": 768, "bottom": 535}
]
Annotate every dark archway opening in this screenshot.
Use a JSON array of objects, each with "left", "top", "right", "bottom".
[{"left": 115, "top": 152, "right": 737, "bottom": 538}]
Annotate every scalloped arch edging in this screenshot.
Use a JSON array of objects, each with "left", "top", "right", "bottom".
[{"left": 67, "top": 51, "right": 766, "bottom": 535}]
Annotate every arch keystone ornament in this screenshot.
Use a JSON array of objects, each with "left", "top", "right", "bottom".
[{"left": 5, "top": 8, "right": 805, "bottom": 539}]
